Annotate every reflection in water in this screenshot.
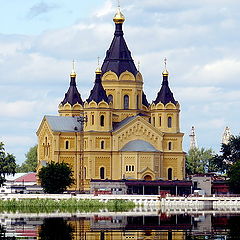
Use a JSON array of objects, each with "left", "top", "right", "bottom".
[
  {"left": 39, "top": 218, "right": 73, "bottom": 240},
  {"left": 2, "top": 213, "right": 240, "bottom": 239},
  {"left": 0, "top": 225, "right": 16, "bottom": 240}
]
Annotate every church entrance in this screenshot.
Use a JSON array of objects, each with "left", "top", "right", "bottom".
[{"left": 144, "top": 175, "right": 152, "bottom": 181}]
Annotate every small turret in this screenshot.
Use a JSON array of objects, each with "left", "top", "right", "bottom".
[
  {"left": 153, "top": 59, "right": 177, "bottom": 105},
  {"left": 189, "top": 126, "right": 198, "bottom": 149},
  {"left": 222, "top": 126, "right": 231, "bottom": 145},
  {"left": 61, "top": 61, "right": 83, "bottom": 106},
  {"left": 58, "top": 61, "right": 83, "bottom": 116},
  {"left": 86, "top": 64, "right": 109, "bottom": 104}
]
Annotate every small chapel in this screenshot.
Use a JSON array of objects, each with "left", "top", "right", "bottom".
[{"left": 37, "top": 7, "right": 185, "bottom": 191}]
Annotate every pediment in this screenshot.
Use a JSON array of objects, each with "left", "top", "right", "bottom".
[
  {"left": 113, "top": 116, "right": 163, "bottom": 151},
  {"left": 138, "top": 167, "right": 154, "bottom": 174}
]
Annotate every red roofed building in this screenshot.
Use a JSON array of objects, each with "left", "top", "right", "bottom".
[{"left": 0, "top": 173, "right": 43, "bottom": 194}]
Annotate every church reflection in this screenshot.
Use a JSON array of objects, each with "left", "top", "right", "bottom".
[{"left": 2, "top": 213, "right": 240, "bottom": 239}]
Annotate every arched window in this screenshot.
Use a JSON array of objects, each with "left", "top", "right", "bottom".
[
  {"left": 129, "top": 165, "right": 131, "bottom": 171},
  {"left": 159, "top": 116, "right": 162, "bottom": 126},
  {"left": 124, "top": 95, "right": 129, "bottom": 109},
  {"left": 153, "top": 117, "right": 155, "bottom": 127},
  {"left": 168, "top": 168, "right": 173, "bottom": 180},
  {"left": 136, "top": 95, "right": 139, "bottom": 109},
  {"left": 100, "top": 115, "right": 105, "bottom": 127},
  {"left": 132, "top": 165, "right": 134, "bottom": 171},
  {"left": 108, "top": 94, "right": 113, "bottom": 103},
  {"left": 65, "top": 140, "right": 69, "bottom": 149},
  {"left": 91, "top": 115, "right": 94, "bottom": 125},
  {"left": 126, "top": 165, "right": 128, "bottom": 171},
  {"left": 84, "top": 167, "right": 86, "bottom": 179},
  {"left": 168, "top": 142, "right": 172, "bottom": 150},
  {"left": 168, "top": 117, "right": 172, "bottom": 128},
  {"left": 100, "top": 167, "right": 105, "bottom": 179},
  {"left": 100, "top": 141, "right": 104, "bottom": 149}
]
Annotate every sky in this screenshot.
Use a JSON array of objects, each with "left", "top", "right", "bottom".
[{"left": 0, "top": 0, "right": 240, "bottom": 164}]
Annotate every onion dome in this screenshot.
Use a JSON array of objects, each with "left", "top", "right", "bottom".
[
  {"left": 101, "top": 7, "right": 138, "bottom": 77},
  {"left": 61, "top": 68, "right": 83, "bottom": 106},
  {"left": 113, "top": 7, "right": 125, "bottom": 24},
  {"left": 153, "top": 63, "right": 177, "bottom": 105},
  {"left": 86, "top": 67, "right": 109, "bottom": 104}
]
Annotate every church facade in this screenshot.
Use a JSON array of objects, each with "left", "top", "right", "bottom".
[{"left": 37, "top": 7, "right": 185, "bottom": 191}]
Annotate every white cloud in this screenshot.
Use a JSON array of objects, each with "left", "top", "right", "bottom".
[
  {"left": 94, "top": 0, "right": 114, "bottom": 18},
  {"left": 0, "top": 0, "right": 240, "bottom": 161}
]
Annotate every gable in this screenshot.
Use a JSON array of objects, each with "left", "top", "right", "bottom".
[
  {"left": 113, "top": 116, "right": 163, "bottom": 151},
  {"left": 37, "top": 117, "right": 54, "bottom": 142}
]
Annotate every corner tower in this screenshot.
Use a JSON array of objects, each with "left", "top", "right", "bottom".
[
  {"left": 58, "top": 64, "right": 83, "bottom": 116},
  {"left": 84, "top": 66, "right": 112, "bottom": 132},
  {"left": 151, "top": 61, "right": 180, "bottom": 133},
  {"left": 101, "top": 7, "right": 149, "bottom": 121}
]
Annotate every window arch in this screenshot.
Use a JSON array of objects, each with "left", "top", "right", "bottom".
[
  {"left": 168, "top": 142, "right": 172, "bottom": 150},
  {"left": 159, "top": 116, "right": 162, "bottom": 126},
  {"left": 108, "top": 94, "right": 113, "bottom": 103},
  {"left": 168, "top": 168, "right": 173, "bottom": 180},
  {"left": 100, "top": 140, "right": 105, "bottom": 149},
  {"left": 124, "top": 95, "right": 129, "bottom": 109},
  {"left": 168, "top": 117, "right": 172, "bottom": 128},
  {"left": 65, "top": 140, "right": 69, "bottom": 149},
  {"left": 91, "top": 115, "right": 94, "bottom": 125},
  {"left": 84, "top": 167, "right": 86, "bottom": 179},
  {"left": 100, "top": 167, "right": 105, "bottom": 179},
  {"left": 100, "top": 115, "right": 105, "bottom": 127},
  {"left": 126, "top": 165, "right": 128, "bottom": 171},
  {"left": 136, "top": 95, "right": 139, "bottom": 109},
  {"left": 153, "top": 117, "right": 155, "bottom": 127}
]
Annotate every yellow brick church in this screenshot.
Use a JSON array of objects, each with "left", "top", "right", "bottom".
[{"left": 37, "top": 7, "right": 185, "bottom": 191}]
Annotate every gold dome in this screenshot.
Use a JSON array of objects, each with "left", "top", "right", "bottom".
[
  {"left": 162, "top": 69, "right": 169, "bottom": 76},
  {"left": 113, "top": 8, "right": 125, "bottom": 24},
  {"left": 70, "top": 70, "right": 77, "bottom": 78},
  {"left": 95, "top": 66, "right": 102, "bottom": 74},
  {"left": 162, "top": 58, "right": 169, "bottom": 76},
  {"left": 70, "top": 60, "right": 77, "bottom": 77}
]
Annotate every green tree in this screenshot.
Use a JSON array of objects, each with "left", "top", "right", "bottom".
[
  {"left": 228, "top": 161, "right": 240, "bottom": 193},
  {"left": 213, "top": 135, "right": 240, "bottom": 193},
  {"left": 0, "top": 142, "right": 16, "bottom": 187},
  {"left": 186, "top": 147, "right": 214, "bottom": 175},
  {"left": 38, "top": 162, "right": 74, "bottom": 193},
  {"left": 17, "top": 145, "right": 37, "bottom": 172},
  {"left": 212, "top": 135, "right": 240, "bottom": 173}
]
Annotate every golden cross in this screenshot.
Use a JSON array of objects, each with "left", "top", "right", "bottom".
[
  {"left": 117, "top": 0, "right": 120, "bottom": 8},
  {"left": 138, "top": 61, "right": 140, "bottom": 71},
  {"left": 97, "top": 57, "right": 100, "bottom": 66}
]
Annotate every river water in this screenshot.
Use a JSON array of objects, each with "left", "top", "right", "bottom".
[{"left": 1, "top": 209, "right": 240, "bottom": 239}]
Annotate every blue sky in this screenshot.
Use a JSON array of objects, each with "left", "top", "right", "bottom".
[{"left": 1, "top": 0, "right": 240, "bottom": 164}]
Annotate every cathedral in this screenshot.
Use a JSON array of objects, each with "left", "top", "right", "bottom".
[{"left": 37, "top": 7, "right": 185, "bottom": 191}]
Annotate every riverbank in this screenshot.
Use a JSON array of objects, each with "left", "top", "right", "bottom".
[
  {"left": 0, "top": 198, "right": 135, "bottom": 213},
  {"left": 1, "top": 194, "right": 240, "bottom": 209}
]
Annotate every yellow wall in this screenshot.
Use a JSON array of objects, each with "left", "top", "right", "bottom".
[{"left": 37, "top": 69, "right": 185, "bottom": 190}]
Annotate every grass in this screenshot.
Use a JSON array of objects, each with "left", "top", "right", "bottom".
[{"left": 0, "top": 198, "right": 135, "bottom": 213}]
